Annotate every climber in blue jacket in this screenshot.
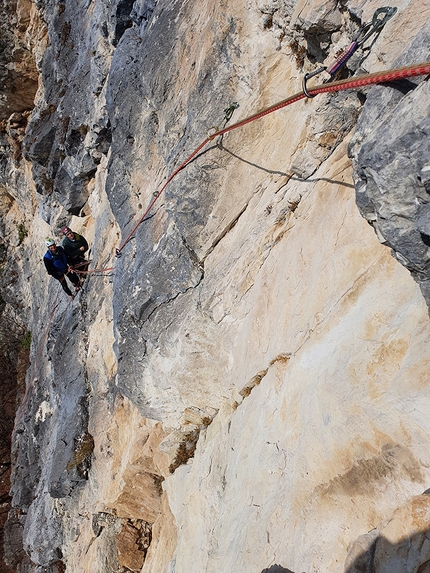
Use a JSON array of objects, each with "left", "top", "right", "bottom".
[{"left": 43, "top": 238, "right": 81, "bottom": 298}]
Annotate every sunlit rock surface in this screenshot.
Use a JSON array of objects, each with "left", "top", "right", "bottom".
[{"left": 0, "top": 0, "right": 430, "bottom": 572}]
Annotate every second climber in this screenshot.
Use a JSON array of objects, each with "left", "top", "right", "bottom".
[{"left": 61, "top": 226, "right": 89, "bottom": 273}]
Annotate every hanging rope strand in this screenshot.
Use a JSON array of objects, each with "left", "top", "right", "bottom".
[{"left": 115, "top": 60, "right": 430, "bottom": 255}]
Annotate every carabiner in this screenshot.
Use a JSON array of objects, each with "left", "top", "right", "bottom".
[
  {"left": 207, "top": 102, "right": 240, "bottom": 138},
  {"left": 207, "top": 126, "right": 220, "bottom": 140},
  {"left": 372, "top": 6, "right": 397, "bottom": 31},
  {"left": 302, "top": 66, "right": 326, "bottom": 97},
  {"left": 356, "top": 6, "right": 397, "bottom": 46},
  {"left": 302, "top": 5, "right": 397, "bottom": 92}
]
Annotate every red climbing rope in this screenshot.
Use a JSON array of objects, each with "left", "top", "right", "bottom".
[
  {"left": 116, "top": 137, "right": 211, "bottom": 255},
  {"left": 115, "top": 60, "right": 430, "bottom": 255},
  {"left": 14, "top": 61, "right": 429, "bottom": 433},
  {"left": 215, "top": 61, "right": 430, "bottom": 135},
  {"left": 72, "top": 266, "right": 115, "bottom": 275}
]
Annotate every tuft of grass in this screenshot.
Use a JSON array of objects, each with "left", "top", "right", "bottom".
[
  {"left": 21, "top": 330, "right": 31, "bottom": 350},
  {"left": 66, "top": 432, "right": 94, "bottom": 470},
  {"left": 289, "top": 39, "right": 307, "bottom": 69},
  {"left": 169, "top": 429, "right": 200, "bottom": 474},
  {"left": 17, "top": 223, "right": 28, "bottom": 245}
]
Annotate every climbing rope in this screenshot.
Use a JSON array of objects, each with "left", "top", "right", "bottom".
[
  {"left": 15, "top": 58, "right": 430, "bottom": 434},
  {"left": 115, "top": 105, "right": 241, "bottom": 257},
  {"left": 73, "top": 266, "right": 115, "bottom": 275},
  {"left": 115, "top": 136, "right": 214, "bottom": 256},
  {"left": 71, "top": 262, "right": 115, "bottom": 276},
  {"left": 15, "top": 0, "right": 428, "bottom": 448},
  {"left": 115, "top": 60, "right": 430, "bottom": 255},
  {"left": 303, "top": 5, "right": 398, "bottom": 94}
]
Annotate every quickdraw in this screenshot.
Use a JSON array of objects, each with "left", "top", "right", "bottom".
[
  {"left": 115, "top": 60, "right": 430, "bottom": 256},
  {"left": 303, "top": 6, "right": 397, "bottom": 97},
  {"left": 207, "top": 102, "right": 239, "bottom": 139}
]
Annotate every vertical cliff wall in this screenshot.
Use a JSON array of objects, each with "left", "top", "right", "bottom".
[{"left": 1, "top": 0, "right": 430, "bottom": 572}]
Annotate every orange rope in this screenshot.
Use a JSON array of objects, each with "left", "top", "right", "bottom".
[
  {"left": 116, "top": 137, "right": 211, "bottom": 254},
  {"left": 115, "top": 61, "right": 430, "bottom": 254},
  {"left": 14, "top": 61, "right": 429, "bottom": 434},
  {"left": 68, "top": 259, "right": 115, "bottom": 275},
  {"left": 73, "top": 266, "right": 115, "bottom": 275}
]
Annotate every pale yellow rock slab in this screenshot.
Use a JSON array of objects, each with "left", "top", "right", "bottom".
[
  {"left": 164, "top": 138, "right": 430, "bottom": 573},
  {"left": 374, "top": 495, "right": 430, "bottom": 573}
]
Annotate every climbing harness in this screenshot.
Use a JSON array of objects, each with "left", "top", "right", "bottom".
[{"left": 303, "top": 6, "right": 397, "bottom": 97}]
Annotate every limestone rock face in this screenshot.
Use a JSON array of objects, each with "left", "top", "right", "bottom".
[
  {"left": 345, "top": 495, "right": 430, "bottom": 573},
  {"left": 0, "top": 0, "right": 40, "bottom": 121},
  {"left": 349, "top": 21, "right": 430, "bottom": 306},
  {"left": 0, "top": 0, "right": 430, "bottom": 572}
]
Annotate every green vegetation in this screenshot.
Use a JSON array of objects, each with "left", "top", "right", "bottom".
[
  {"left": 67, "top": 432, "right": 94, "bottom": 470},
  {"left": 17, "top": 223, "right": 28, "bottom": 244},
  {"left": 21, "top": 330, "right": 32, "bottom": 350}
]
